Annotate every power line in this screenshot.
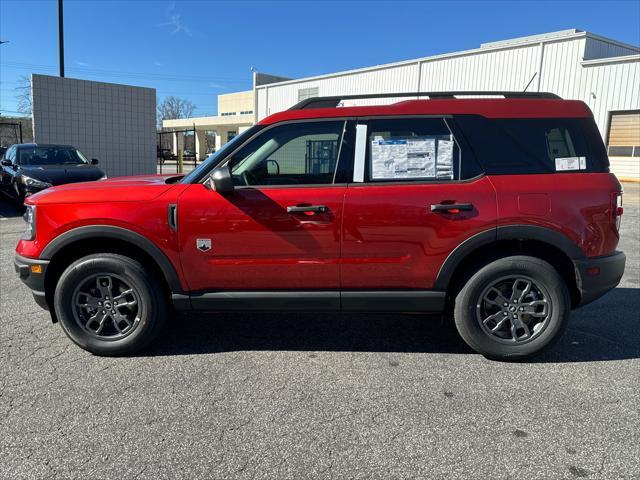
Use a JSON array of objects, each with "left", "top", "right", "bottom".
[{"left": 1, "top": 61, "right": 250, "bottom": 84}]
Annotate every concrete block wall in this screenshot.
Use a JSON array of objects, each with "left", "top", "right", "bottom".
[{"left": 32, "top": 74, "right": 156, "bottom": 177}]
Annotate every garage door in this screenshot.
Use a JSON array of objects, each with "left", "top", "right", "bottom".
[{"left": 608, "top": 112, "right": 640, "bottom": 181}]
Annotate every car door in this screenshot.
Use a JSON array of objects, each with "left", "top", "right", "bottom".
[
  {"left": 0, "top": 146, "right": 17, "bottom": 197},
  {"left": 340, "top": 117, "right": 497, "bottom": 309},
  {"left": 177, "top": 120, "right": 354, "bottom": 303}
]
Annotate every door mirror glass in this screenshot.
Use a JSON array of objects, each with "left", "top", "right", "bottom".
[
  {"left": 211, "top": 165, "right": 234, "bottom": 194},
  {"left": 91, "top": 158, "right": 99, "bottom": 165},
  {"left": 1, "top": 159, "right": 12, "bottom": 167}
]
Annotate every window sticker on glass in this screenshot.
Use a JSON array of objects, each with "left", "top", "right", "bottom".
[
  {"left": 555, "top": 156, "right": 586, "bottom": 171},
  {"left": 371, "top": 137, "right": 436, "bottom": 180},
  {"left": 436, "top": 139, "right": 454, "bottom": 179}
]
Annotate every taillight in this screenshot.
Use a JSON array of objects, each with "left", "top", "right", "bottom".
[{"left": 611, "top": 191, "right": 623, "bottom": 232}]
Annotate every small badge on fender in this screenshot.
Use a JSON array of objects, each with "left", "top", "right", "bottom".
[{"left": 196, "top": 238, "right": 212, "bottom": 252}]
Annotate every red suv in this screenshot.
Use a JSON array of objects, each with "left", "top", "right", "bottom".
[{"left": 14, "top": 92, "right": 626, "bottom": 360}]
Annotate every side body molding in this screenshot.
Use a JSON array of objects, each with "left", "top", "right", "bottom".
[
  {"left": 433, "top": 225, "right": 585, "bottom": 290},
  {"left": 40, "top": 225, "right": 184, "bottom": 293}
]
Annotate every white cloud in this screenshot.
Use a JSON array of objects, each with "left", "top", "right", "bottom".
[
  {"left": 154, "top": 60, "right": 164, "bottom": 67},
  {"left": 209, "top": 83, "right": 227, "bottom": 90},
  {"left": 75, "top": 60, "right": 90, "bottom": 67},
  {"left": 157, "top": 2, "right": 192, "bottom": 37}
]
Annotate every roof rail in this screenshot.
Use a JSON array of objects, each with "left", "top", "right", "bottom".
[{"left": 289, "top": 91, "right": 562, "bottom": 110}]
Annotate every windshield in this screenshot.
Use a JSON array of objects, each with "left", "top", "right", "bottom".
[
  {"left": 18, "top": 146, "right": 89, "bottom": 166},
  {"left": 181, "top": 125, "right": 263, "bottom": 183}
]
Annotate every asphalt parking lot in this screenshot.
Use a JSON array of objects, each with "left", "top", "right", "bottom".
[{"left": 1, "top": 184, "right": 639, "bottom": 480}]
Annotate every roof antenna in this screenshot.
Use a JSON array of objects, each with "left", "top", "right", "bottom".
[{"left": 523, "top": 72, "right": 537, "bottom": 92}]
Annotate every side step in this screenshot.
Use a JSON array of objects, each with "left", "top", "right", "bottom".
[{"left": 172, "top": 291, "right": 446, "bottom": 313}]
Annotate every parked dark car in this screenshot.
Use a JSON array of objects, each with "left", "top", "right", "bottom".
[
  {"left": 1, "top": 143, "right": 106, "bottom": 210},
  {"left": 157, "top": 147, "right": 176, "bottom": 162}
]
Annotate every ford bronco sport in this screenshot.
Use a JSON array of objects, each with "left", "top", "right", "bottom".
[{"left": 14, "top": 92, "right": 626, "bottom": 360}]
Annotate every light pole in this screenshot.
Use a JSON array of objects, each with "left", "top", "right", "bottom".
[{"left": 58, "top": 0, "right": 64, "bottom": 77}]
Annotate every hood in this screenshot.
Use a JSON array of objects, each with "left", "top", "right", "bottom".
[
  {"left": 26, "top": 174, "right": 184, "bottom": 205},
  {"left": 20, "top": 164, "right": 105, "bottom": 186}
]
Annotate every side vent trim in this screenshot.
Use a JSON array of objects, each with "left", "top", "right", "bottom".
[{"left": 168, "top": 204, "right": 178, "bottom": 231}]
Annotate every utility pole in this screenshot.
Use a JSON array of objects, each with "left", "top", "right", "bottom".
[{"left": 58, "top": 0, "right": 65, "bottom": 77}]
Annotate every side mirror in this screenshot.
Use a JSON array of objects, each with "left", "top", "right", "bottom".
[
  {"left": 91, "top": 158, "right": 99, "bottom": 165},
  {"left": 210, "top": 166, "right": 234, "bottom": 194},
  {"left": 1, "top": 159, "right": 12, "bottom": 167}
]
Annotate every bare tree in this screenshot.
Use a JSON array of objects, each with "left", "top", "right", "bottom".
[
  {"left": 157, "top": 96, "right": 196, "bottom": 127},
  {"left": 15, "top": 75, "right": 32, "bottom": 116}
]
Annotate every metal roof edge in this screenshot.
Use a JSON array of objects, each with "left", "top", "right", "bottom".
[{"left": 581, "top": 54, "right": 640, "bottom": 66}]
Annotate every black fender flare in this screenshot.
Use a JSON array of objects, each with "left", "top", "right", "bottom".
[
  {"left": 40, "top": 225, "right": 184, "bottom": 293},
  {"left": 433, "top": 225, "right": 584, "bottom": 290}
]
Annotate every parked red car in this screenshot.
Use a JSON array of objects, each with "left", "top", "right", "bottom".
[{"left": 15, "top": 92, "right": 625, "bottom": 359}]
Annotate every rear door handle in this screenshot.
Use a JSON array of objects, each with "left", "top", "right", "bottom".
[
  {"left": 430, "top": 203, "right": 474, "bottom": 214},
  {"left": 286, "top": 205, "right": 329, "bottom": 214}
]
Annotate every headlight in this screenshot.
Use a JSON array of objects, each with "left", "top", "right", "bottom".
[
  {"left": 22, "top": 205, "right": 36, "bottom": 241},
  {"left": 20, "top": 175, "right": 52, "bottom": 189}
]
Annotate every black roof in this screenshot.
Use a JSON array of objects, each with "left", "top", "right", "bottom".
[{"left": 289, "top": 91, "right": 562, "bottom": 110}]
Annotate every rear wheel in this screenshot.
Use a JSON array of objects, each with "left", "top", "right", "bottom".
[
  {"left": 54, "top": 253, "right": 168, "bottom": 355},
  {"left": 454, "top": 255, "right": 570, "bottom": 360}
]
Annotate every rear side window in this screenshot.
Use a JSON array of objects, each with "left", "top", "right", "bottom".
[
  {"left": 455, "top": 116, "right": 609, "bottom": 174},
  {"left": 363, "top": 118, "right": 481, "bottom": 182}
]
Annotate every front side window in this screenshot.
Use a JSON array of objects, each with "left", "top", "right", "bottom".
[
  {"left": 364, "top": 118, "right": 467, "bottom": 182},
  {"left": 229, "top": 121, "right": 345, "bottom": 186},
  {"left": 18, "top": 147, "right": 88, "bottom": 166}
]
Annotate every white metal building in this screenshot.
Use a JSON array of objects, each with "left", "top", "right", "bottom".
[{"left": 255, "top": 29, "right": 640, "bottom": 180}]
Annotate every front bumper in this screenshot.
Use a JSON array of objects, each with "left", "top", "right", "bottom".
[
  {"left": 574, "top": 251, "right": 626, "bottom": 307},
  {"left": 14, "top": 254, "right": 50, "bottom": 310}
]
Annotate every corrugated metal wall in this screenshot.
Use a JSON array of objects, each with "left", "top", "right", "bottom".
[
  {"left": 258, "top": 63, "right": 420, "bottom": 116},
  {"left": 419, "top": 44, "right": 540, "bottom": 91}
]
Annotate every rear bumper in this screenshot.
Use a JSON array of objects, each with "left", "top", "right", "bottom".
[
  {"left": 574, "top": 251, "right": 626, "bottom": 307},
  {"left": 14, "top": 254, "right": 50, "bottom": 310}
]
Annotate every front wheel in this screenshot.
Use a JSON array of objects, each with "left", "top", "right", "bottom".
[
  {"left": 54, "top": 253, "right": 168, "bottom": 355},
  {"left": 454, "top": 256, "right": 570, "bottom": 360}
]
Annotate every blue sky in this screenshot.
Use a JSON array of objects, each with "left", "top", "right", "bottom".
[{"left": 1, "top": 0, "right": 639, "bottom": 117}]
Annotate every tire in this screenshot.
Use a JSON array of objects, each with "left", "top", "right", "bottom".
[
  {"left": 454, "top": 255, "right": 570, "bottom": 360},
  {"left": 53, "top": 253, "right": 168, "bottom": 356}
]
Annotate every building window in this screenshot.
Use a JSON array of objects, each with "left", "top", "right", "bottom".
[
  {"left": 607, "top": 112, "right": 640, "bottom": 157},
  {"left": 240, "top": 110, "right": 253, "bottom": 115},
  {"left": 298, "top": 87, "right": 319, "bottom": 102},
  {"left": 221, "top": 112, "right": 236, "bottom": 117}
]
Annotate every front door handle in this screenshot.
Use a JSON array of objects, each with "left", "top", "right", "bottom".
[
  {"left": 430, "top": 203, "right": 474, "bottom": 214},
  {"left": 286, "top": 204, "right": 329, "bottom": 214}
]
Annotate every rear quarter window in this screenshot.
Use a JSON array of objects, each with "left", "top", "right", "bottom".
[{"left": 455, "top": 116, "right": 609, "bottom": 174}]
